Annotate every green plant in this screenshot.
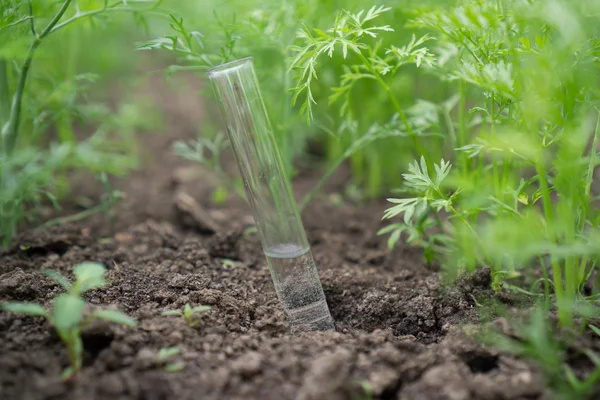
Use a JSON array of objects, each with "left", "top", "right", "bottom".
[
  {"left": 289, "top": 5, "right": 445, "bottom": 198},
  {"left": 352, "top": 380, "right": 374, "bottom": 400},
  {"left": 172, "top": 132, "right": 246, "bottom": 201},
  {"left": 156, "top": 347, "right": 185, "bottom": 372},
  {"left": 140, "top": 0, "right": 600, "bottom": 335},
  {"left": 484, "top": 308, "right": 600, "bottom": 399},
  {"left": 137, "top": 7, "right": 306, "bottom": 178},
  {"left": 1, "top": 262, "right": 136, "bottom": 379},
  {"left": 378, "top": 156, "right": 458, "bottom": 265},
  {"left": 139, "top": 1, "right": 433, "bottom": 202},
  {"left": 161, "top": 303, "right": 211, "bottom": 328},
  {"left": 0, "top": 0, "right": 163, "bottom": 247},
  {"left": 35, "top": 171, "right": 124, "bottom": 231},
  {"left": 376, "top": 0, "right": 600, "bottom": 330}
]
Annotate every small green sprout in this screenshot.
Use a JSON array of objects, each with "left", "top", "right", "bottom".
[
  {"left": 157, "top": 347, "right": 185, "bottom": 372},
  {"left": 352, "top": 380, "right": 374, "bottom": 400},
  {"left": 161, "top": 303, "right": 211, "bottom": 327},
  {"left": 1, "top": 262, "right": 136, "bottom": 379},
  {"left": 220, "top": 258, "right": 236, "bottom": 268}
]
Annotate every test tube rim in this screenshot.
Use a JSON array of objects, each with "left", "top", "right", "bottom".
[{"left": 206, "top": 57, "right": 254, "bottom": 78}]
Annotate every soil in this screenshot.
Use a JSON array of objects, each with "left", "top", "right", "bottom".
[{"left": 0, "top": 73, "right": 580, "bottom": 400}]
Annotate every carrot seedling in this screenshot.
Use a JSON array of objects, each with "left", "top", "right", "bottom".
[
  {"left": 1, "top": 262, "right": 136, "bottom": 379},
  {"left": 157, "top": 347, "right": 185, "bottom": 372},
  {"left": 162, "top": 303, "right": 211, "bottom": 328}
]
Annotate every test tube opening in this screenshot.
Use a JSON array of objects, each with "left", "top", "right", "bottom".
[{"left": 206, "top": 57, "right": 254, "bottom": 78}]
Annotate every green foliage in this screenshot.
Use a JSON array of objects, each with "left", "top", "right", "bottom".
[
  {"left": 483, "top": 309, "right": 600, "bottom": 399},
  {"left": 353, "top": 380, "right": 374, "bottom": 400},
  {"left": 0, "top": 0, "right": 161, "bottom": 247},
  {"left": 378, "top": 0, "right": 600, "bottom": 330},
  {"left": 156, "top": 347, "right": 185, "bottom": 372},
  {"left": 35, "top": 172, "right": 125, "bottom": 232},
  {"left": 161, "top": 303, "right": 211, "bottom": 328},
  {"left": 288, "top": 4, "right": 439, "bottom": 195},
  {"left": 172, "top": 132, "right": 245, "bottom": 201},
  {"left": 289, "top": 5, "right": 394, "bottom": 122},
  {"left": 379, "top": 156, "right": 457, "bottom": 262},
  {"left": 144, "top": 1, "right": 600, "bottom": 335},
  {"left": 138, "top": 0, "right": 440, "bottom": 201},
  {"left": 137, "top": 2, "right": 307, "bottom": 179},
  {"left": 1, "top": 262, "right": 136, "bottom": 379},
  {"left": 3, "top": 302, "right": 48, "bottom": 317}
]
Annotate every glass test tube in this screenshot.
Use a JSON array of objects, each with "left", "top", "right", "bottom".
[{"left": 206, "top": 57, "right": 334, "bottom": 333}]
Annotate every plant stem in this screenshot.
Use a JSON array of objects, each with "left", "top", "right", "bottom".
[
  {"left": 536, "top": 163, "right": 570, "bottom": 326},
  {"left": 300, "top": 143, "right": 357, "bottom": 213},
  {"left": 490, "top": 95, "right": 500, "bottom": 198},
  {"left": 0, "top": 60, "right": 10, "bottom": 130},
  {"left": 538, "top": 255, "right": 551, "bottom": 311},
  {"left": 442, "top": 105, "right": 457, "bottom": 146},
  {"left": 27, "top": 0, "right": 38, "bottom": 36},
  {"left": 299, "top": 131, "right": 397, "bottom": 213},
  {"left": 36, "top": 202, "right": 110, "bottom": 231},
  {"left": 536, "top": 163, "right": 555, "bottom": 227},
  {"left": 2, "top": 0, "right": 74, "bottom": 154},
  {"left": 458, "top": 81, "right": 468, "bottom": 173},
  {"left": 50, "top": 7, "right": 163, "bottom": 34},
  {"left": 356, "top": 52, "right": 432, "bottom": 171},
  {"left": 0, "top": 15, "right": 33, "bottom": 31},
  {"left": 428, "top": 184, "right": 492, "bottom": 266},
  {"left": 585, "top": 110, "right": 600, "bottom": 199}
]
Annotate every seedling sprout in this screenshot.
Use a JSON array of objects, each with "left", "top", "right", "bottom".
[
  {"left": 162, "top": 303, "right": 212, "bottom": 328},
  {"left": 157, "top": 347, "right": 185, "bottom": 372},
  {"left": 1, "top": 263, "right": 136, "bottom": 379}
]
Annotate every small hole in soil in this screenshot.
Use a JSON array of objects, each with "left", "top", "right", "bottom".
[
  {"left": 380, "top": 382, "right": 402, "bottom": 400},
  {"left": 24, "top": 240, "right": 72, "bottom": 256},
  {"left": 464, "top": 353, "right": 499, "bottom": 373},
  {"left": 83, "top": 333, "right": 114, "bottom": 360}
]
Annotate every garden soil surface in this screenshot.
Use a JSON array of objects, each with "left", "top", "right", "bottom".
[{"left": 0, "top": 74, "right": 567, "bottom": 400}]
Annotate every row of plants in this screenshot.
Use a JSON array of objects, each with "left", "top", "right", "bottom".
[
  {"left": 146, "top": 0, "right": 600, "bottom": 397},
  {"left": 0, "top": 0, "right": 167, "bottom": 246},
  {"left": 312, "top": 1, "right": 600, "bottom": 396},
  {"left": 3, "top": 0, "right": 600, "bottom": 397}
]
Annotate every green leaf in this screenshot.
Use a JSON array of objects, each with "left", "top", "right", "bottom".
[
  {"left": 61, "top": 366, "right": 76, "bottom": 381},
  {"left": 157, "top": 347, "right": 181, "bottom": 363},
  {"left": 183, "top": 303, "right": 192, "bottom": 317},
  {"left": 42, "top": 269, "right": 71, "bottom": 290},
  {"left": 377, "top": 224, "right": 401, "bottom": 235},
  {"left": 358, "top": 380, "right": 374, "bottom": 399},
  {"left": 211, "top": 186, "right": 228, "bottom": 204},
  {"left": 590, "top": 325, "right": 600, "bottom": 337},
  {"left": 2, "top": 302, "right": 48, "bottom": 318},
  {"left": 220, "top": 259, "right": 236, "bottom": 268},
  {"left": 69, "top": 331, "right": 83, "bottom": 373},
  {"left": 388, "top": 229, "right": 401, "bottom": 250},
  {"left": 161, "top": 310, "right": 183, "bottom": 316},
  {"left": 53, "top": 294, "right": 85, "bottom": 333},
  {"left": 92, "top": 309, "right": 136, "bottom": 327},
  {"left": 191, "top": 306, "right": 211, "bottom": 313},
  {"left": 584, "top": 349, "right": 600, "bottom": 367},
  {"left": 72, "top": 262, "right": 107, "bottom": 293},
  {"left": 165, "top": 362, "right": 185, "bottom": 372},
  {"left": 564, "top": 365, "right": 583, "bottom": 391}
]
